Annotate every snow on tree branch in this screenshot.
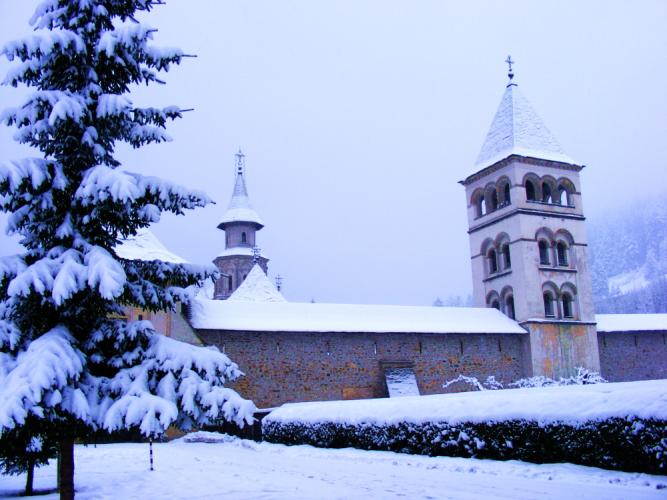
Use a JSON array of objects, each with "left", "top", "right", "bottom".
[
  {"left": 101, "top": 334, "right": 255, "bottom": 436},
  {"left": 0, "top": 326, "right": 87, "bottom": 431}
]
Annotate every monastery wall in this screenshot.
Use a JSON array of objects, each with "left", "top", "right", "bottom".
[
  {"left": 197, "top": 330, "right": 528, "bottom": 408},
  {"left": 598, "top": 331, "right": 667, "bottom": 382}
]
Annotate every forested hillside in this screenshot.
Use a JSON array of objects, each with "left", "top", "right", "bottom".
[{"left": 588, "top": 194, "right": 667, "bottom": 313}]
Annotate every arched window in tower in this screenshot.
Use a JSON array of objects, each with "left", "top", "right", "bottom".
[
  {"left": 542, "top": 183, "right": 552, "bottom": 203},
  {"left": 491, "top": 299, "right": 500, "bottom": 310},
  {"left": 543, "top": 291, "right": 555, "bottom": 317},
  {"left": 562, "top": 293, "right": 574, "bottom": 318},
  {"left": 556, "top": 241, "right": 569, "bottom": 266},
  {"left": 489, "top": 190, "right": 499, "bottom": 211},
  {"left": 488, "top": 249, "right": 498, "bottom": 274},
  {"left": 502, "top": 243, "right": 511, "bottom": 269},
  {"left": 241, "top": 231, "right": 247, "bottom": 244},
  {"left": 538, "top": 240, "right": 550, "bottom": 265},
  {"left": 506, "top": 295, "right": 515, "bottom": 319},
  {"left": 504, "top": 183, "right": 511, "bottom": 205},
  {"left": 227, "top": 275, "right": 232, "bottom": 291},
  {"left": 475, "top": 194, "right": 486, "bottom": 217},
  {"left": 557, "top": 179, "right": 576, "bottom": 207},
  {"left": 525, "top": 180, "right": 536, "bottom": 201}
]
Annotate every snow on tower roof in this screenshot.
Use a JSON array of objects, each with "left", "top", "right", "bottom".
[
  {"left": 227, "top": 264, "right": 286, "bottom": 303},
  {"left": 190, "top": 300, "right": 527, "bottom": 335},
  {"left": 218, "top": 151, "right": 263, "bottom": 229},
  {"left": 115, "top": 228, "right": 188, "bottom": 264},
  {"left": 467, "top": 83, "right": 580, "bottom": 179}
]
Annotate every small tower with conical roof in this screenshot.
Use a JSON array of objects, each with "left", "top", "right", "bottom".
[
  {"left": 213, "top": 150, "right": 269, "bottom": 299},
  {"left": 460, "top": 58, "right": 600, "bottom": 378}
]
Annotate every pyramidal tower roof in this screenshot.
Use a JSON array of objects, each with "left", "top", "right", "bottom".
[
  {"left": 470, "top": 66, "right": 579, "bottom": 178},
  {"left": 227, "top": 264, "right": 286, "bottom": 303},
  {"left": 217, "top": 150, "right": 264, "bottom": 229}
]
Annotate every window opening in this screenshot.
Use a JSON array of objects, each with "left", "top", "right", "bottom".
[
  {"left": 478, "top": 195, "right": 486, "bottom": 216},
  {"left": 241, "top": 231, "right": 247, "bottom": 244},
  {"left": 562, "top": 293, "right": 573, "bottom": 318},
  {"left": 490, "top": 190, "right": 498, "bottom": 211},
  {"left": 557, "top": 242, "right": 568, "bottom": 266},
  {"left": 543, "top": 292, "right": 554, "bottom": 317},
  {"left": 506, "top": 296, "right": 515, "bottom": 319},
  {"left": 542, "top": 183, "right": 552, "bottom": 203},
  {"left": 227, "top": 275, "right": 233, "bottom": 290},
  {"left": 526, "top": 181, "right": 536, "bottom": 201},
  {"left": 488, "top": 249, "right": 498, "bottom": 274},
  {"left": 502, "top": 244, "right": 511, "bottom": 269},
  {"left": 504, "top": 183, "right": 511, "bottom": 205},
  {"left": 538, "top": 240, "right": 550, "bottom": 265},
  {"left": 558, "top": 187, "right": 568, "bottom": 205},
  {"left": 490, "top": 299, "right": 500, "bottom": 310}
]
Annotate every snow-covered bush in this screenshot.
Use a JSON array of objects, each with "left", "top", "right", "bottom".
[
  {"left": 444, "top": 368, "right": 607, "bottom": 391},
  {"left": 0, "top": 1, "right": 255, "bottom": 497},
  {"left": 263, "top": 417, "right": 666, "bottom": 474}
]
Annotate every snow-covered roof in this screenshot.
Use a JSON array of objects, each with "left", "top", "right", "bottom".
[
  {"left": 114, "top": 228, "right": 187, "bottom": 264},
  {"left": 216, "top": 247, "right": 269, "bottom": 259},
  {"left": 596, "top": 314, "right": 667, "bottom": 333},
  {"left": 467, "top": 83, "right": 579, "bottom": 179},
  {"left": 217, "top": 170, "right": 263, "bottom": 228},
  {"left": 227, "top": 264, "right": 286, "bottom": 303},
  {"left": 190, "top": 300, "right": 527, "bottom": 334}
]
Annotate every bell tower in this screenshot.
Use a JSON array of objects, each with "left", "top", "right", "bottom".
[
  {"left": 460, "top": 58, "right": 599, "bottom": 378},
  {"left": 213, "top": 150, "right": 269, "bottom": 299}
]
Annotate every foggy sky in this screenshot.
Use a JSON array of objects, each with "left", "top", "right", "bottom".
[{"left": 1, "top": 1, "right": 666, "bottom": 306}]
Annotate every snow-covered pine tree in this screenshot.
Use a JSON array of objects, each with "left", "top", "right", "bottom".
[{"left": 0, "top": 2, "right": 255, "bottom": 498}]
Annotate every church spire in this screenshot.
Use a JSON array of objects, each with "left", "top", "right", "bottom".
[
  {"left": 469, "top": 60, "right": 579, "bottom": 176},
  {"left": 217, "top": 149, "right": 264, "bottom": 230}
]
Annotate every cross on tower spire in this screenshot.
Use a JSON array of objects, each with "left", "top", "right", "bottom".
[
  {"left": 252, "top": 245, "right": 261, "bottom": 264},
  {"left": 235, "top": 148, "right": 245, "bottom": 175},
  {"left": 505, "top": 55, "right": 516, "bottom": 87}
]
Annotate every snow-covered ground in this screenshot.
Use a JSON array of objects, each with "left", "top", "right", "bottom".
[{"left": 0, "top": 434, "right": 665, "bottom": 499}]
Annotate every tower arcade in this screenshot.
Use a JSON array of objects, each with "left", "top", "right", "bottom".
[
  {"left": 460, "top": 62, "right": 600, "bottom": 378},
  {"left": 213, "top": 150, "right": 269, "bottom": 299}
]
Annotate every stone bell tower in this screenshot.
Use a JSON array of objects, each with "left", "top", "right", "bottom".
[
  {"left": 460, "top": 57, "right": 599, "bottom": 378},
  {"left": 213, "top": 150, "right": 269, "bottom": 299}
]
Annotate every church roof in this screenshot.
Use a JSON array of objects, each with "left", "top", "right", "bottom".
[
  {"left": 227, "top": 264, "right": 286, "bottom": 303},
  {"left": 468, "top": 82, "right": 580, "bottom": 178},
  {"left": 115, "top": 228, "right": 188, "bottom": 264},
  {"left": 190, "top": 300, "right": 527, "bottom": 335},
  {"left": 218, "top": 155, "right": 263, "bottom": 229}
]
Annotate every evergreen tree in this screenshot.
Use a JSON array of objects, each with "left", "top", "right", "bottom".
[{"left": 0, "top": 2, "right": 255, "bottom": 498}]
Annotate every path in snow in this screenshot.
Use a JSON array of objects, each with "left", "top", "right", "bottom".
[{"left": 0, "top": 436, "right": 665, "bottom": 499}]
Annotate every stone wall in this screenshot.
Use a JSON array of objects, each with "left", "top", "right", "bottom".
[
  {"left": 197, "top": 330, "right": 529, "bottom": 408},
  {"left": 598, "top": 331, "right": 667, "bottom": 382}
]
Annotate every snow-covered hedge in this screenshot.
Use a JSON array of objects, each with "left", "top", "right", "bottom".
[{"left": 263, "top": 380, "right": 667, "bottom": 474}]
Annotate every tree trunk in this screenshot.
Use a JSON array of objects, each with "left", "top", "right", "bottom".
[
  {"left": 58, "top": 439, "right": 75, "bottom": 500},
  {"left": 24, "top": 461, "right": 34, "bottom": 496}
]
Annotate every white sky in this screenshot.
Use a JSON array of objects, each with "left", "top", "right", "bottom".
[{"left": 1, "top": 1, "right": 666, "bottom": 305}]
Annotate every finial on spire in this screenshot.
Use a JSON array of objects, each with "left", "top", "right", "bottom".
[
  {"left": 235, "top": 148, "right": 245, "bottom": 176},
  {"left": 505, "top": 55, "right": 516, "bottom": 87},
  {"left": 275, "top": 274, "right": 283, "bottom": 292}
]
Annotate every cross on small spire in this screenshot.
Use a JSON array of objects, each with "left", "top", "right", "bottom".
[
  {"left": 505, "top": 55, "right": 516, "bottom": 86},
  {"left": 252, "top": 245, "right": 261, "bottom": 264},
  {"left": 275, "top": 274, "right": 283, "bottom": 292},
  {"left": 235, "top": 148, "right": 245, "bottom": 175}
]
